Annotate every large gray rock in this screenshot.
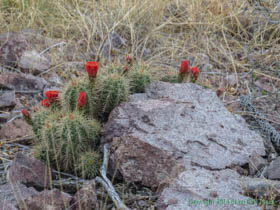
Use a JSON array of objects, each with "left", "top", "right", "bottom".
[
  {"left": 102, "top": 82, "right": 266, "bottom": 210},
  {"left": 157, "top": 164, "right": 262, "bottom": 210}
]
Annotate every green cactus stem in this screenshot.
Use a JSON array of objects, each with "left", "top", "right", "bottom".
[
  {"left": 62, "top": 79, "right": 95, "bottom": 116},
  {"left": 160, "top": 74, "right": 178, "bottom": 83},
  {"left": 31, "top": 109, "right": 51, "bottom": 141},
  {"left": 93, "top": 72, "right": 130, "bottom": 121},
  {"left": 75, "top": 151, "right": 102, "bottom": 179},
  {"left": 35, "top": 111, "right": 101, "bottom": 173},
  {"left": 129, "top": 64, "right": 152, "bottom": 93}
]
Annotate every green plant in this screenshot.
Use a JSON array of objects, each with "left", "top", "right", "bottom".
[
  {"left": 93, "top": 72, "right": 130, "bottom": 120},
  {"left": 62, "top": 79, "right": 95, "bottom": 116},
  {"left": 129, "top": 64, "right": 152, "bottom": 93},
  {"left": 31, "top": 109, "right": 51, "bottom": 141},
  {"left": 34, "top": 111, "right": 101, "bottom": 173},
  {"left": 75, "top": 151, "right": 102, "bottom": 179},
  {"left": 160, "top": 74, "right": 178, "bottom": 83}
]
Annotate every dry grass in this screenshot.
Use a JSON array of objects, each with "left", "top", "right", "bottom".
[
  {"left": 0, "top": 0, "right": 279, "bottom": 77},
  {"left": 1, "top": 0, "right": 280, "bottom": 209}
]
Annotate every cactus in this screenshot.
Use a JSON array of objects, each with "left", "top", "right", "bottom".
[
  {"left": 34, "top": 111, "right": 101, "bottom": 173},
  {"left": 128, "top": 64, "right": 152, "bottom": 93},
  {"left": 160, "top": 74, "right": 178, "bottom": 83},
  {"left": 61, "top": 79, "right": 95, "bottom": 116},
  {"left": 75, "top": 151, "right": 101, "bottom": 179},
  {"left": 31, "top": 109, "right": 51, "bottom": 141},
  {"left": 93, "top": 72, "right": 130, "bottom": 120}
]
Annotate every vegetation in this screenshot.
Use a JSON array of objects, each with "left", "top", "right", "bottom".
[{"left": 2, "top": 0, "right": 280, "bottom": 209}]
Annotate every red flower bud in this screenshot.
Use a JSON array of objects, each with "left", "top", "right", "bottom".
[
  {"left": 22, "top": 109, "right": 30, "bottom": 118},
  {"left": 85, "top": 61, "right": 99, "bottom": 78},
  {"left": 41, "top": 98, "right": 50, "bottom": 107},
  {"left": 216, "top": 88, "right": 225, "bottom": 96},
  {"left": 45, "top": 90, "right": 59, "bottom": 102},
  {"left": 191, "top": 66, "right": 200, "bottom": 78},
  {"left": 180, "top": 60, "right": 190, "bottom": 74},
  {"left": 123, "top": 66, "right": 129, "bottom": 73},
  {"left": 126, "top": 54, "right": 133, "bottom": 64},
  {"left": 78, "top": 92, "right": 86, "bottom": 108}
]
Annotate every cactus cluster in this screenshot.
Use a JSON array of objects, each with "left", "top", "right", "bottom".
[
  {"left": 22, "top": 56, "right": 197, "bottom": 179},
  {"left": 160, "top": 60, "right": 200, "bottom": 83},
  {"left": 22, "top": 58, "right": 152, "bottom": 179}
]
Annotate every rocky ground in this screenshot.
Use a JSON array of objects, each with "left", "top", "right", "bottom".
[{"left": 0, "top": 2, "right": 280, "bottom": 209}]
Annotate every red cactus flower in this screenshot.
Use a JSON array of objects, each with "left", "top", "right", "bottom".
[
  {"left": 126, "top": 54, "right": 133, "bottom": 64},
  {"left": 45, "top": 90, "right": 59, "bottom": 102},
  {"left": 190, "top": 66, "right": 200, "bottom": 78},
  {"left": 85, "top": 61, "right": 99, "bottom": 78},
  {"left": 78, "top": 92, "right": 86, "bottom": 108},
  {"left": 123, "top": 66, "right": 129, "bottom": 73},
  {"left": 41, "top": 98, "right": 50, "bottom": 107},
  {"left": 179, "top": 60, "right": 190, "bottom": 74},
  {"left": 22, "top": 109, "right": 30, "bottom": 118}
]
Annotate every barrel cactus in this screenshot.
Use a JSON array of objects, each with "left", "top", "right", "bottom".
[
  {"left": 128, "top": 64, "right": 152, "bottom": 93},
  {"left": 34, "top": 111, "right": 101, "bottom": 173},
  {"left": 93, "top": 72, "right": 130, "bottom": 121},
  {"left": 61, "top": 79, "right": 95, "bottom": 116}
]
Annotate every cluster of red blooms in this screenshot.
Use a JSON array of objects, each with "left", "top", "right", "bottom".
[
  {"left": 179, "top": 60, "right": 200, "bottom": 80},
  {"left": 41, "top": 90, "right": 59, "bottom": 107}
]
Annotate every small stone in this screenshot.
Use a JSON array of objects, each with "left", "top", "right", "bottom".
[
  {"left": 265, "top": 157, "right": 280, "bottom": 180},
  {"left": 18, "top": 189, "right": 72, "bottom": 210},
  {"left": 19, "top": 50, "right": 51, "bottom": 73},
  {"left": 8, "top": 153, "right": 51, "bottom": 190},
  {"left": 0, "top": 119, "right": 32, "bottom": 140},
  {"left": 201, "top": 63, "right": 213, "bottom": 72},
  {"left": 209, "top": 191, "right": 218, "bottom": 198},
  {"left": 72, "top": 180, "right": 99, "bottom": 210},
  {"left": 0, "top": 90, "right": 16, "bottom": 109},
  {"left": 0, "top": 72, "right": 49, "bottom": 91},
  {"left": 223, "top": 75, "right": 238, "bottom": 87},
  {"left": 0, "top": 183, "right": 38, "bottom": 206},
  {"left": 0, "top": 34, "right": 30, "bottom": 67},
  {"left": 249, "top": 152, "right": 267, "bottom": 176}
]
